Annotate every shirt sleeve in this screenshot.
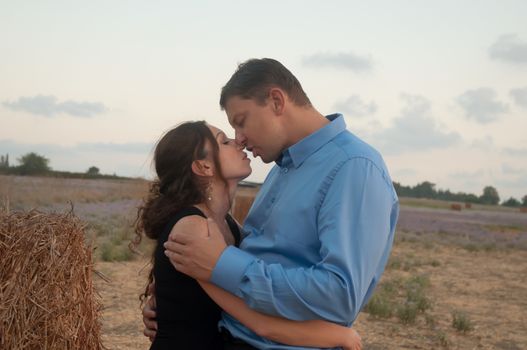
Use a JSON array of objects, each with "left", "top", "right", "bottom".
[{"left": 211, "top": 158, "right": 398, "bottom": 324}]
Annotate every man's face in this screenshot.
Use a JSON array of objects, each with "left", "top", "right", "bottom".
[{"left": 224, "top": 96, "right": 285, "bottom": 163}]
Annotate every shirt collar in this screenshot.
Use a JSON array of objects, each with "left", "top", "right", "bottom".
[{"left": 276, "top": 113, "right": 347, "bottom": 168}]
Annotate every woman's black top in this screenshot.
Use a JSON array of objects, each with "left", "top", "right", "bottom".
[{"left": 150, "top": 207, "right": 241, "bottom": 350}]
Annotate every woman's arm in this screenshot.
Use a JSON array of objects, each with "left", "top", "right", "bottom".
[
  {"left": 170, "top": 216, "right": 361, "bottom": 349},
  {"left": 199, "top": 281, "right": 361, "bottom": 350}
]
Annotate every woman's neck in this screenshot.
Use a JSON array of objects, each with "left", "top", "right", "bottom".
[{"left": 196, "top": 179, "right": 238, "bottom": 221}]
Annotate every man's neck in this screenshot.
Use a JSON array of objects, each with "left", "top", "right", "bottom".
[{"left": 283, "top": 106, "right": 329, "bottom": 147}]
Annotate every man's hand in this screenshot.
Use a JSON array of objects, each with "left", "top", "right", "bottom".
[
  {"left": 164, "top": 217, "right": 228, "bottom": 281},
  {"left": 142, "top": 282, "right": 157, "bottom": 342}
]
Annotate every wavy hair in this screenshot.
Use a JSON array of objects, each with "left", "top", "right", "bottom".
[{"left": 131, "top": 121, "right": 224, "bottom": 303}]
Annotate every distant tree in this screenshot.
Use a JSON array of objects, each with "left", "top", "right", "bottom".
[
  {"left": 502, "top": 197, "right": 521, "bottom": 207},
  {"left": 0, "top": 153, "right": 9, "bottom": 168},
  {"left": 86, "top": 166, "right": 100, "bottom": 176},
  {"left": 413, "top": 181, "right": 436, "bottom": 198},
  {"left": 479, "top": 186, "right": 500, "bottom": 205},
  {"left": 522, "top": 195, "right": 527, "bottom": 207},
  {"left": 17, "top": 152, "right": 51, "bottom": 175},
  {"left": 464, "top": 193, "right": 480, "bottom": 204}
]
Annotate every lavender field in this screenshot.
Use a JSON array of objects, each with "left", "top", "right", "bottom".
[{"left": 1, "top": 175, "right": 526, "bottom": 349}]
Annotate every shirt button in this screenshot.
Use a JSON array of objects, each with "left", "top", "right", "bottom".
[{"left": 271, "top": 198, "right": 275, "bottom": 203}]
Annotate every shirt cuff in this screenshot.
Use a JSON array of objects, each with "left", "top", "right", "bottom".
[{"left": 210, "top": 246, "right": 255, "bottom": 295}]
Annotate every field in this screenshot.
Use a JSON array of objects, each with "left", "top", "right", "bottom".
[{"left": 1, "top": 175, "right": 526, "bottom": 349}]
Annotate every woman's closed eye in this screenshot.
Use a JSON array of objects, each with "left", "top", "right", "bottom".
[{"left": 222, "top": 138, "right": 235, "bottom": 145}]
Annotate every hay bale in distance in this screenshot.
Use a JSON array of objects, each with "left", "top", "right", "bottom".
[
  {"left": 231, "top": 194, "right": 256, "bottom": 224},
  {"left": 450, "top": 203, "right": 462, "bottom": 211},
  {"left": 0, "top": 209, "right": 103, "bottom": 350}
]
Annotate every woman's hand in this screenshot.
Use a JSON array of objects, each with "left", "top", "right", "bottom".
[
  {"left": 343, "top": 328, "right": 362, "bottom": 350},
  {"left": 142, "top": 282, "right": 158, "bottom": 341}
]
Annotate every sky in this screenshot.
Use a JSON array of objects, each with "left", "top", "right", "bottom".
[{"left": 1, "top": 0, "right": 526, "bottom": 201}]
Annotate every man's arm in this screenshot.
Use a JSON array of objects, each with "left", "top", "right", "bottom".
[
  {"left": 167, "top": 158, "right": 398, "bottom": 323},
  {"left": 213, "top": 159, "right": 397, "bottom": 322},
  {"left": 199, "top": 281, "right": 362, "bottom": 350}
]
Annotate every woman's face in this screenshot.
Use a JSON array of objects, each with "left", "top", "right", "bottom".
[{"left": 207, "top": 124, "right": 252, "bottom": 181}]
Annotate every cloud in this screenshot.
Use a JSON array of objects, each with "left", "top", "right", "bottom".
[
  {"left": 302, "top": 51, "right": 373, "bottom": 72},
  {"left": 371, "top": 94, "right": 461, "bottom": 155},
  {"left": 333, "top": 95, "right": 377, "bottom": 117},
  {"left": 470, "top": 135, "right": 494, "bottom": 151},
  {"left": 3, "top": 95, "right": 106, "bottom": 118},
  {"left": 456, "top": 88, "right": 508, "bottom": 123},
  {"left": 489, "top": 34, "right": 527, "bottom": 64},
  {"left": 502, "top": 147, "right": 527, "bottom": 156},
  {"left": 0, "top": 139, "right": 152, "bottom": 157},
  {"left": 77, "top": 142, "right": 153, "bottom": 153},
  {"left": 392, "top": 168, "right": 418, "bottom": 178},
  {"left": 501, "top": 163, "right": 525, "bottom": 175},
  {"left": 448, "top": 169, "right": 486, "bottom": 180},
  {"left": 510, "top": 87, "right": 527, "bottom": 108}
]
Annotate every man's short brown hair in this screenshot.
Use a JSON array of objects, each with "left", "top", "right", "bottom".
[{"left": 219, "top": 58, "right": 312, "bottom": 109}]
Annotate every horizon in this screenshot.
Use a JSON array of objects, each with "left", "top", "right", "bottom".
[
  {"left": 1, "top": 1, "right": 526, "bottom": 200},
  {"left": 1, "top": 150, "right": 522, "bottom": 203}
]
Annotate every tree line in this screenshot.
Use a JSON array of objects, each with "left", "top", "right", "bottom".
[
  {"left": 0, "top": 152, "right": 125, "bottom": 180},
  {"left": 1, "top": 152, "right": 525, "bottom": 207},
  {"left": 393, "top": 181, "right": 527, "bottom": 208}
]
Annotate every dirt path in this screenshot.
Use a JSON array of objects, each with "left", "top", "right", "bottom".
[
  {"left": 95, "top": 260, "right": 152, "bottom": 350},
  {"left": 95, "top": 242, "right": 527, "bottom": 349}
]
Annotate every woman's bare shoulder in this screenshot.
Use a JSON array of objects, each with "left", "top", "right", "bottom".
[{"left": 169, "top": 214, "right": 208, "bottom": 238}]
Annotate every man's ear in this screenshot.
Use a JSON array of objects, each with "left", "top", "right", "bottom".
[
  {"left": 268, "top": 88, "right": 285, "bottom": 115},
  {"left": 191, "top": 159, "right": 214, "bottom": 177}
]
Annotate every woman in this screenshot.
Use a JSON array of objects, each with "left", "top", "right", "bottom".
[{"left": 133, "top": 121, "right": 362, "bottom": 350}]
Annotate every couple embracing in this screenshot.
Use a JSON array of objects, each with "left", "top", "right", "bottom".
[{"left": 133, "top": 58, "right": 399, "bottom": 350}]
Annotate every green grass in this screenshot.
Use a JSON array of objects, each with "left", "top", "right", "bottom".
[
  {"left": 363, "top": 292, "right": 394, "bottom": 318},
  {"left": 435, "top": 330, "right": 449, "bottom": 347},
  {"left": 85, "top": 213, "right": 147, "bottom": 262},
  {"left": 451, "top": 310, "right": 473, "bottom": 333},
  {"left": 364, "top": 274, "right": 433, "bottom": 325}
]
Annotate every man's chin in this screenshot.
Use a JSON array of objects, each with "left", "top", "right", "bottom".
[{"left": 260, "top": 156, "right": 274, "bottom": 164}]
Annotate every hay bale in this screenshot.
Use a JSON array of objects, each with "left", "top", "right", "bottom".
[
  {"left": 0, "top": 209, "right": 103, "bottom": 350},
  {"left": 464, "top": 202, "right": 472, "bottom": 209},
  {"left": 232, "top": 194, "right": 256, "bottom": 224},
  {"left": 450, "top": 203, "right": 462, "bottom": 211},
  {"left": 520, "top": 207, "right": 527, "bottom": 213}
]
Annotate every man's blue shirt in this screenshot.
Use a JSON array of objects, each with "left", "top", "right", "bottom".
[{"left": 211, "top": 114, "right": 399, "bottom": 349}]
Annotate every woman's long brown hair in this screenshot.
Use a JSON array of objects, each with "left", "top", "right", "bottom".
[{"left": 131, "top": 121, "right": 225, "bottom": 304}]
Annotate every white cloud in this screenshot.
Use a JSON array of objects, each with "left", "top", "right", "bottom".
[
  {"left": 3, "top": 95, "right": 107, "bottom": 118},
  {"left": 456, "top": 88, "right": 508, "bottom": 123},
  {"left": 510, "top": 87, "right": 527, "bottom": 108},
  {"left": 333, "top": 95, "right": 377, "bottom": 117},
  {"left": 502, "top": 147, "right": 527, "bottom": 156},
  {"left": 371, "top": 94, "right": 461, "bottom": 155},
  {"left": 489, "top": 34, "right": 527, "bottom": 64},
  {"left": 302, "top": 51, "right": 373, "bottom": 72}
]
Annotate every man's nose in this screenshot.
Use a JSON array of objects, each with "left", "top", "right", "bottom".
[{"left": 235, "top": 131, "right": 247, "bottom": 147}]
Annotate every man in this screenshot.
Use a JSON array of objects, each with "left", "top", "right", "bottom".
[{"left": 144, "top": 58, "right": 399, "bottom": 349}]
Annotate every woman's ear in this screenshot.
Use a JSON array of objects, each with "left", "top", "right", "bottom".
[{"left": 191, "top": 159, "right": 214, "bottom": 177}]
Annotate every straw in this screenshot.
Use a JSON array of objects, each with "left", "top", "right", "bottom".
[{"left": 0, "top": 209, "right": 104, "bottom": 349}]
